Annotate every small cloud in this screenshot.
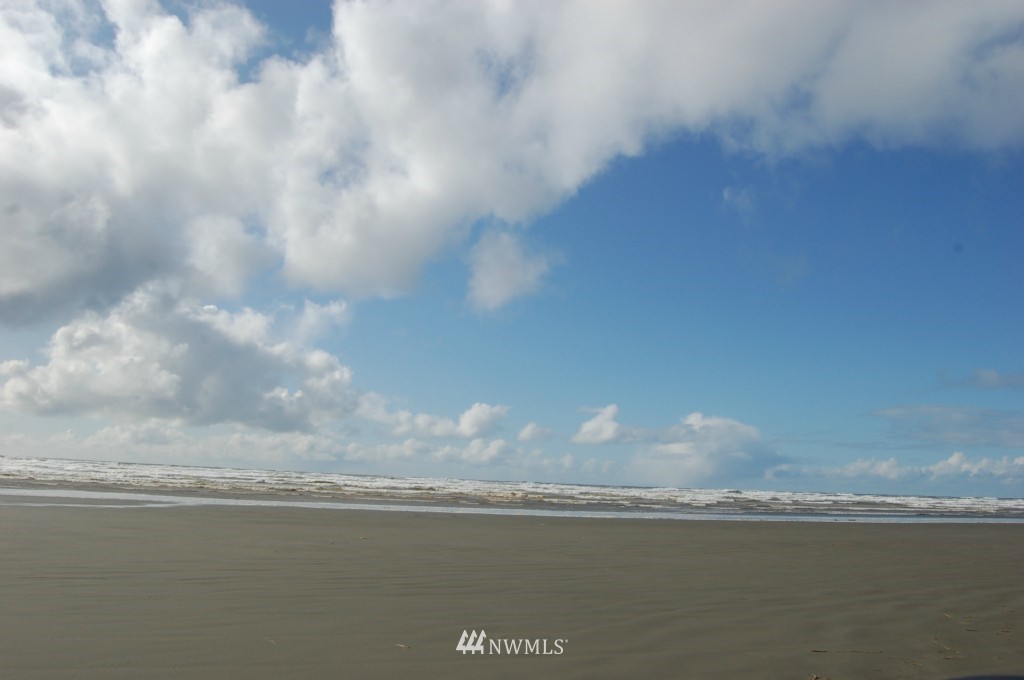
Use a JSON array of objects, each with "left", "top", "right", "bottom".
[
  {"left": 467, "top": 230, "right": 554, "bottom": 312},
  {"left": 951, "top": 369, "right": 1024, "bottom": 390},
  {"left": 357, "top": 394, "right": 508, "bottom": 439},
  {"left": 722, "top": 186, "right": 756, "bottom": 221},
  {"left": 926, "top": 451, "right": 1024, "bottom": 480},
  {"left": 787, "top": 451, "right": 1024, "bottom": 485},
  {"left": 343, "top": 439, "right": 432, "bottom": 463},
  {"left": 434, "top": 438, "right": 512, "bottom": 464},
  {"left": 343, "top": 437, "right": 513, "bottom": 465},
  {"left": 571, "top": 404, "right": 628, "bottom": 444},
  {"left": 456, "top": 402, "right": 510, "bottom": 438},
  {"left": 517, "top": 421, "right": 552, "bottom": 442},
  {"left": 570, "top": 406, "right": 783, "bottom": 485},
  {"left": 834, "top": 457, "right": 913, "bottom": 480},
  {"left": 631, "top": 412, "right": 783, "bottom": 487}
]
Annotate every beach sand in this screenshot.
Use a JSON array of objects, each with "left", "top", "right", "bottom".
[{"left": 1, "top": 503, "right": 1022, "bottom": 679}]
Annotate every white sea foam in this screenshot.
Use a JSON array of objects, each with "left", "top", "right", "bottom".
[{"left": 1, "top": 455, "right": 1022, "bottom": 522}]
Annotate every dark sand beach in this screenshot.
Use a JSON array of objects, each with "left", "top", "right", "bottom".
[{"left": 1, "top": 502, "right": 1022, "bottom": 679}]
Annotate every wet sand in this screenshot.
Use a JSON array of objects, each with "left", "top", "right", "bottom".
[{"left": 1, "top": 504, "right": 1022, "bottom": 679}]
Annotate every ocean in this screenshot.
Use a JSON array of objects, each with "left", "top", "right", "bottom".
[{"left": 1, "top": 455, "right": 1022, "bottom": 522}]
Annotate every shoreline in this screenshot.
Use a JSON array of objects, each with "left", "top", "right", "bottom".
[
  {"left": 2, "top": 454, "right": 1023, "bottom": 521},
  {"left": 3, "top": 484, "right": 1024, "bottom": 524}
]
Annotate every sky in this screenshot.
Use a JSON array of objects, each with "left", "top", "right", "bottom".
[{"left": 1, "top": 0, "right": 1023, "bottom": 497}]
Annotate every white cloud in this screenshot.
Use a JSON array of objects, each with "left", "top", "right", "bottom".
[
  {"left": 434, "top": 438, "right": 512, "bottom": 465},
  {"left": 569, "top": 406, "right": 782, "bottom": 485},
  {"left": 0, "top": 284, "right": 355, "bottom": 431},
  {"left": 467, "top": 230, "right": 553, "bottom": 311},
  {"left": 505, "top": 448, "right": 575, "bottom": 476},
  {"left": 0, "top": 422, "right": 345, "bottom": 467},
  {"left": 571, "top": 404, "right": 628, "bottom": 444},
  {"left": 927, "top": 451, "right": 1024, "bottom": 480},
  {"left": 834, "top": 457, "right": 914, "bottom": 481},
  {"left": 456, "top": 402, "right": 510, "bottom": 438},
  {"left": 0, "top": 422, "right": 524, "bottom": 470},
  {"left": 630, "top": 412, "right": 781, "bottom": 487},
  {"left": 294, "top": 298, "right": 350, "bottom": 345},
  {"left": 775, "top": 452, "right": 1024, "bottom": 486},
  {"left": 0, "top": 0, "right": 270, "bottom": 321},
  {"left": 342, "top": 438, "right": 432, "bottom": 463},
  {"left": 186, "top": 215, "right": 274, "bottom": 298},
  {"left": 3, "top": 0, "right": 1023, "bottom": 321},
  {"left": 336, "top": 436, "right": 513, "bottom": 465},
  {"left": 517, "top": 421, "right": 551, "bottom": 442},
  {"left": 357, "top": 394, "right": 509, "bottom": 439}
]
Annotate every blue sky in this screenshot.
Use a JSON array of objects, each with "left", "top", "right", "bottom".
[{"left": 1, "top": 0, "right": 1022, "bottom": 497}]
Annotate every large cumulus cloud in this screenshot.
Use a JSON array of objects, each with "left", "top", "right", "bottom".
[{"left": 3, "top": 0, "right": 1023, "bottom": 322}]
